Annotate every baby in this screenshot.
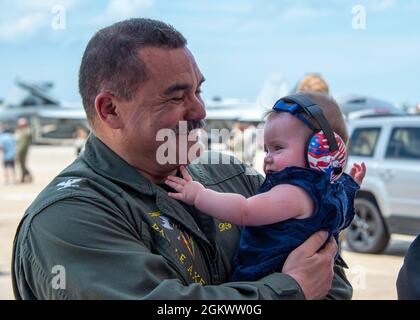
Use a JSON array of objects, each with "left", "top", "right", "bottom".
[{"left": 166, "top": 92, "right": 366, "bottom": 282}]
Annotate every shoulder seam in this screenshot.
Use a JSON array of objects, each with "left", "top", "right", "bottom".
[
  {"left": 21, "top": 244, "right": 69, "bottom": 300},
  {"left": 21, "top": 191, "right": 103, "bottom": 244}
]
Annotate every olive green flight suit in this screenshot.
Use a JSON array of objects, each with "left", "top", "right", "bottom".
[{"left": 12, "top": 134, "right": 352, "bottom": 299}]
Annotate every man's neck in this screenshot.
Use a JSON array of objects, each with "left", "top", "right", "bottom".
[
  {"left": 136, "top": 167, "right": 178, "bottom": 185},
  {"left": 94, "top": 131, "right": 178, "bottom": 184}
]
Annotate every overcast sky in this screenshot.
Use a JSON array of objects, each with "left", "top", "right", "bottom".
[{"left": 1, "top": 0, "right": 419, "bottom": 106}]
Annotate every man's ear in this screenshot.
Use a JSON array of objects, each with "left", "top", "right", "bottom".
[{"left": 94, "top": 92, "right": 123, "bottom": 129}]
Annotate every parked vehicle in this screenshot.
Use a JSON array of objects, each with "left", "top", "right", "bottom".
[
  {"left": 345, "top": 107, "right": 406, "bottom": 121},
  {"left": 337, "top": 95, "right": 401, "bottom": 116},
  {"left": 345, "top": 115, "right": 420, "bottom": 253}
]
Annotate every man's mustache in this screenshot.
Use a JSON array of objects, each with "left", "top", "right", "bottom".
[{"left": 173, "top": 120, "right": 206, "bottom": 135}]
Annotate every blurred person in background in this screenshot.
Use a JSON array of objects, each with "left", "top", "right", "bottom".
[
  {"left": 229, "top": 121, "right": 244, "bottom": 160},
  {"left": 73, "top": 126, "right": 89, "bottom": 156},
  {"left": 296, "top": 74, "right": 329, "bottom": 95},
  {"left": 15, "top": 118, "right": 32, "bottom": 183},
  {"left": 0, "top": 124, "right": 17, "bottom": 184},
  {"left": 243, "top": 123, "right": 257, "bottom": 167}
]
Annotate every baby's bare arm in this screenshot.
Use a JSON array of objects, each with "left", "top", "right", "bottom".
[{"left": 167, "top": 167, "right": 313, "bottom": 226}]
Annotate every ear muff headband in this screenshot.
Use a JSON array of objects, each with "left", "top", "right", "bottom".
[{"left": 279, "top": 94, "right": 338, "bottom": 152}]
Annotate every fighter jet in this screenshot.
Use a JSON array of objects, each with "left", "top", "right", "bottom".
[{"left": 0, "top": 79, "right": 88, "bottom": 144}]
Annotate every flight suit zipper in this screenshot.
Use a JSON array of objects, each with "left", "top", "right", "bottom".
[{"left": 202, "top": 243, "right": 221, "bottom": 285}]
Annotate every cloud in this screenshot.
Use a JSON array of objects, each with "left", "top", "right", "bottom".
[
  {"left": 279, "top": 3, "right": 336, "bottom": 20},
  {"left": 92, "top": 0, "right": 154, "bottom": 26},
  {"left": 16, "top": 0, "right": 79, "bottom": 10},
  {"left": 0, "top": 0, "right": 154, "bottom": 42},
  {"left": 0, "top": 0, "right": 80, "bottom": 41},
  {"left": 0, "top": 12, "right": 47, "bottom": 40},
  {"left": 228, "top": 1, "right": 341, "bottom": 34},
  {"left": 368, "top": 0, "right": 396, "bottom": 12}
]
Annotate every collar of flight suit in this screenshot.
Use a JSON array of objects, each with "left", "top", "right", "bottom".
[{"left": 81, "top": 133, "right": 157, "bottom": 195}]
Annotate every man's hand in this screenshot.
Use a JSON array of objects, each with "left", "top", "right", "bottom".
[
  {"left": 349, "top": 162, "right": 366, "bottom": 185},
  {"left": 165, "top": 166, "right": 205, "bottom": 206},
  {"left": 282, "top": 231, "right": 337, "bottom": 300}
]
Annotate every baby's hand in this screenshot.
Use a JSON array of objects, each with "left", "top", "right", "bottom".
[
  {"left": 165, "top": 166, "right": 205, "bottom": 206},
  {"left": 349, "top": 162, "right": 366, "bottom": 185}
]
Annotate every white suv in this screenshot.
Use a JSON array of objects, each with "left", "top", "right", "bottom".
[{"left": 345, "top": 115, "right": 420, "bottom": 253}]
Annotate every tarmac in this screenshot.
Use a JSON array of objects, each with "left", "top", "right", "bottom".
[{"left": 0, "top": 145, "right": 413, "bottom": 299}]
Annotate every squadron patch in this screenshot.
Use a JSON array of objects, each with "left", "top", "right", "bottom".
[{"left": 178, "top": 231, "right": 195, "bottom": 259}]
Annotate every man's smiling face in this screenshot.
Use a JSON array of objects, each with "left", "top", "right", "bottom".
[{"left": 115, "top": 46, "right": 206, "bottom": 173}]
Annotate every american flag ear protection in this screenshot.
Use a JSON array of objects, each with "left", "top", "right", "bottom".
[
  {"left": 272, "top": 94, "right": 347, "bottom": 182},
  {"left": 307, "top": 131, "right": 347, "bottom": 182}
]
